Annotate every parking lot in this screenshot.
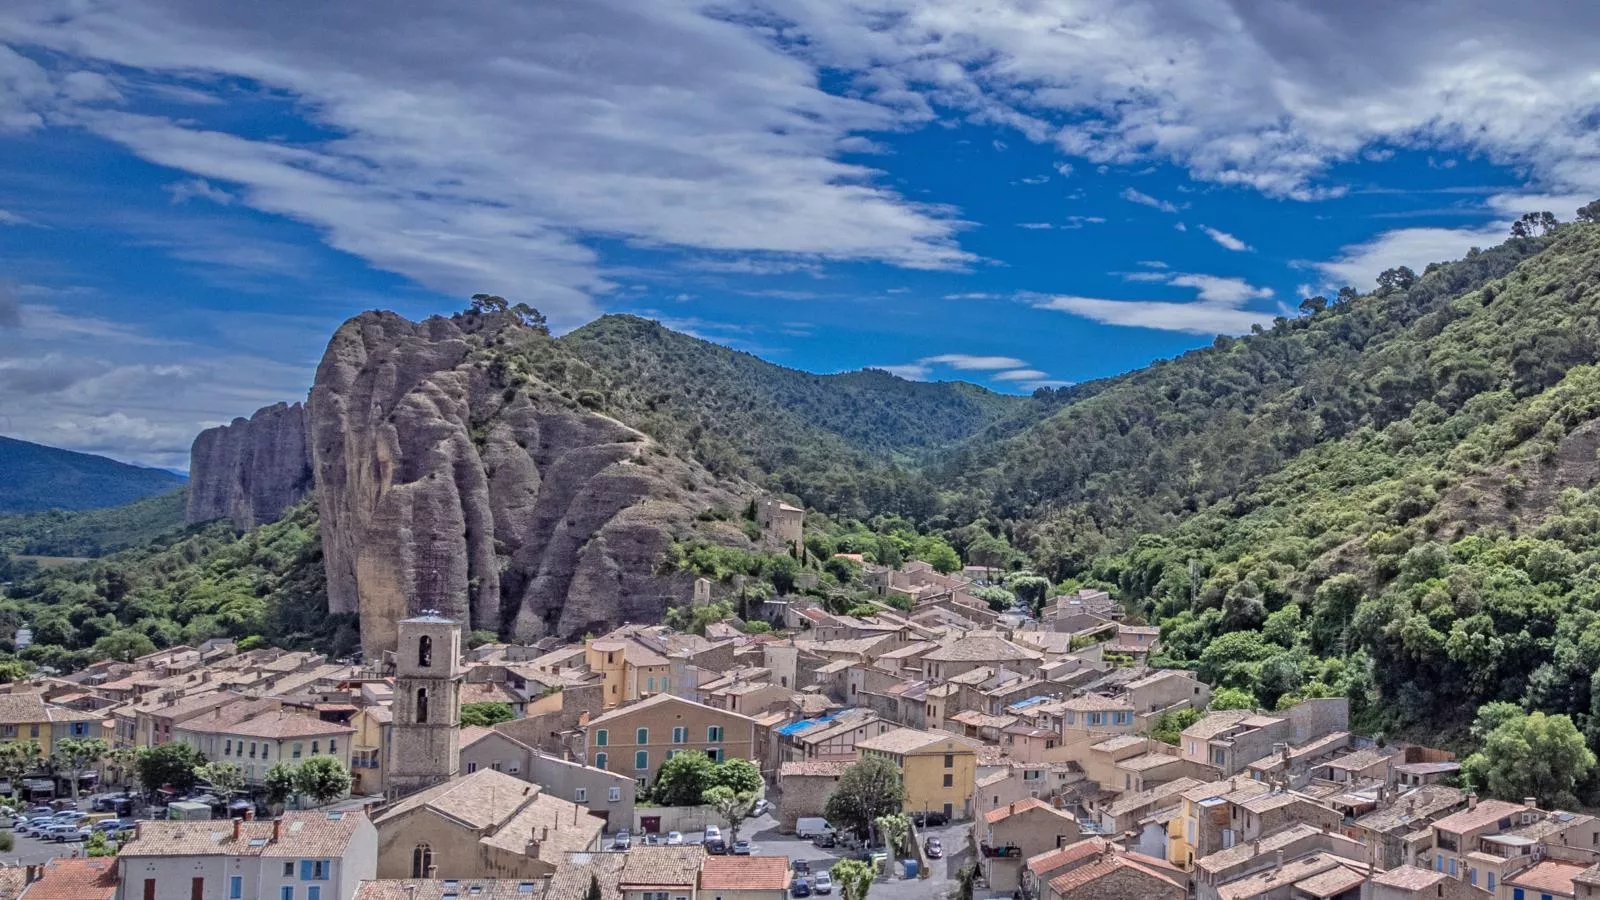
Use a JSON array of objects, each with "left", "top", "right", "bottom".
[{"left": 658, "top": 811, "right": 972, "bottom": 900}]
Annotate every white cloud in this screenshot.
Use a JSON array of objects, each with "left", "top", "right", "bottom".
[
  {"left": 876, "top": 363, "right": 930, "bottom": 380},
  {"left": 0, "top": 1, "right": 975, "bottom": 327},
  {"left": 1174, "top": 222, "right": 1188, "bottom": 232},
  {"left": 1166, "top": 274, "right": 1272, "bottom": 304},
  {"left": 920, "top": 353, "right": 1028, "bottom": 370},
  {"left": 991, "top": 368, "right": 1047, "bottom": 381},
  {"left": 165, "top": 178, "right": 234, "bottom": 205},
  {"left": 1054, "top": 162, "right": 1074, "bottom": 177},
  {"left": 1120, "top": 187, "right": 1179, "bottom": 213},
  {"left": 1137, "top": 260, "right": 1169, "bottom": 269},
  {"left": 1201, "top": 225, "right": 1252, "bottom": 252},
  {"left": 943, "top": 292, "right": 1000, "bottom": 300},
  {"left": 1017, "top": 222, "right": 1054, "bottom": 229},
  {"left": 0, "top": 208, "right": 35, "bottom": 225},
  {"left": 1312, "top": 223, "right": 1509, "bottom": 291},
  {"left": 1017, "top": 174, "right": 1049, "bottom": 185},
  {"left": 1032, "top": 294, "right": 1271, "bottom": 335}
]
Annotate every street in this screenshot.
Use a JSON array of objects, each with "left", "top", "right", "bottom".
[{"left": 0, "top": 826, "right": 96, "bottom": 867}]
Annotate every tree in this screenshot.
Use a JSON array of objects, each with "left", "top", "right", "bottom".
[
  {"left": 1375, "top": 266, "right": 1416, "bottom": 295},
  {"left": 89, "top": 629, "right": 157, "bottom": 662},
  {"left": 293, "top": 756, "right": 352, "bottom": 807},
  {"left": 137, "top": 742, "right": 204, "bottom": 795},
  {"left": 824, "top": 556, "right": 860, "bottom": 584},
  {"left": 1210, "top": 687, "right": 1259, "bottom": 710},
  {"left": 1511, "top": 211, "right": 1560, "bottom": 238},
  {"left": 1471, "top": 701, "right": 1526, "bottom": 742},
  {"left": 1463, "top": 709, "right": 1595, "bottom": 809},
  {"left": 194, "top": 761, "right": 245, "bottom": 806},
  {"left": 0, "top": 660, "right": 29, "bottom": 683},
  {"left": 466, "top": 630, "right": 499, "bottom": 649},
  {"left": 702, "top": 785, "right": 756, "bottom": 844},
  {"left": 0, "top": 741, "right": 42, "bottom": 802},
  {"left": 874, "top": 812, "right": 910, "bottom": 865},
  {"left": 1578, "top": 200, "right": 1600, "bottom": 224},
  {"left": 265, "top": 762, "right": 299, "bottom": 807},
  {"left": 971, "top": 585, "right": 1015, "bottom": 613},
  {"left": 52, "top": 737, "right": 108, "bottom": 801},
  {"left": 831, "top": 859, "right": 875, "bottom": 900},
  {"left": 967, "top": 534, "right": 1019, "bottom": 572},
  {"left": 1297, "top": 296, "right": 1328, "bottom": 317},
  {"left": 584, "top": 874, "right": 602, "bottom": 900},
  {"left": 106, "top": 746, "right": 144, "bottom": 792},
  {"left": 824, "top": 756, "right": 904, "bottom": 841},
  {"left": 708, "top": 758, "right": 762, "bottom": 795},
  {"left": 459, "top": 702, "right": 516, "bottom": 728},
  {"left": 1004, "top": 572, "right": 1051, "bottom": 614},
  {"left": 85, "top": 830, "right": 114, "bottom": 857},
  {"left": 912, "top": 536, "right": 960, "bottom": 574},
  {"left": 651, "top": 752, "right": 716, "bottom": 806},
  {"left": 1150, "top": 708, "right": 1202, "bottom": 745}
]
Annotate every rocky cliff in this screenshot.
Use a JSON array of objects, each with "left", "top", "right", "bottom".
[
  {"left": 185, "top": 401, "right": 313, "bottom": 528},
  {"left": 309, "top": 310, "right": 747, "bottom": 655}
]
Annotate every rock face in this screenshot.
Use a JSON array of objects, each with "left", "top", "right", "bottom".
[
  {"left": 185, "top": 402, "right": 313, "bottom": 528},
  {"left": 310, "top": 310, "right": 743, "bottom": 656}
]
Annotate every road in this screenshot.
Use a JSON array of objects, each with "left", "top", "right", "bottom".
[
  {"left": 668, "top": 811, "right": 972, "bottom": 900},
  {"left": 0, "top": 826, "right": 96, "bottom": 867}
]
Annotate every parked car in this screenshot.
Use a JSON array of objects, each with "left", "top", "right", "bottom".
[
  {"left": 703, "top": 826, "right": 722, "bottom": 844},
  {"left": 751, "top": 798, "right": 770, "bottom": 817},
  {"left": 732, "top": 840, "right": 753, "bottom": 855},
  {"left": 791, "top": 879, "right": 811, "bottom": 898},
  {"left": 793, "top": 860, "right": 810, "bottom": 876},
  {"left": 611, "top": 830, "right": 632, "bottom": 850},
  {"left": 910, "top": 811, "right": 948, "bottom": 827},
  {"left": 812, "top": 873, "right": 832, "bottom": 895},
  {"left": 92, "top": 819, "right": 127, "bottom": 834},
  {"left": 665, "top": 831, "right": 684, "bottom": 846},
  {"left": 811, "top": 832, "right": 837, "bottom": 849},
  {"left": 705, "top": 839, "right": 728, "bottom": 855},
  {"left": 924, "top": 837, "right": 943, "bottom": 859},
  {"left": 795, "top": 818, "right": 832, "bottom": 839},
  {"left": 52, "top": 811, "right": 88, "bottom": 825},
  {"left": 18, "top": 816, "right": 55, "bottom": 835},
  {"left": 42, "top": 823, "right": 85, "bottom": 842}
]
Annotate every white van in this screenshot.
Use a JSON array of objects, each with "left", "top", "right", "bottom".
[{"left": 795, "top": 818, "right": 834, "bottom": 839}]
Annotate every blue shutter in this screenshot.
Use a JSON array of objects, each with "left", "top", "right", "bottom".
[
  {"left": 309, "top": 888, "right": 321, "bottom": 900},
  {"left": 301, "top": 860, "right": 313, "bottom": 880}
]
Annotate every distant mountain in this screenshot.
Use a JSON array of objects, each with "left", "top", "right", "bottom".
[
  {"left": 0, "top": 489, "right": 187, "bottom": 557},
  {"left": 0, "top": 435, "right": 188, "bottom": 514}
]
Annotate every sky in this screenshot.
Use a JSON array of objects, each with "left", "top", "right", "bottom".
[{"left": 2, "top": 1, "right": 1599, "bottom": 470}]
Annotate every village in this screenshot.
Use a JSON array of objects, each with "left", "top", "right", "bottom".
[{"left": 0, "top": 506, "right": 1587, "bottom": 900}]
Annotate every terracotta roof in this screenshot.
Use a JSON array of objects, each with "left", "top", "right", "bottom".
[
  {"left": 1061, "top": 694, "right": 1131, "bottom": 711},
  {"left": 1026, "top": 838, "right": 1110, "bottom": 875},
  {"left": 587, "top": 693, "right": 755, "bottom": 728},
  {"left": 1372, "top": 866, "right": 1447, "bottom": 891},
  {"left": 121, "top": 811, "right": 367, "bottom": 858},
  {"left": 1047, "top": 855, "right": 1182, "bottom": 896},
  {"left": 779, "top": 759, "right": 852, "bottom": 778},
  {"left": 1430, "top": 799, "right": 1528, "bottom": 834},
  {"left": 1215, "top": 854, "right": 1354, "bottom": 900},
  {"left": 17, "top": 858, "right": 117, "bottom": 900},
  {"left": 699, "top": 856, "right": 791, "bottom": 890},
  {"left": 1507, "top": 860, "right": 1587, "bottom": 896},
  {"left": 619, "top": 846, "right": 706, "bottom": 888},
  {"left": 208, "top": 709, "right": 355, "bottom": 740},
  {"left": 545, "top": 852, "right": 627, "bottom": 900},
  {"left": 353, "top": 880, "right": 547, "bottom": 900},
  {"left": 857, "top": 727, "right": 975, "bottom": 756},
  {"left": 374, "top": 770, "right": 600, "bottom": 863},
  {"left": 985, "top": 797, "right": 1050, "bottom": 823},
  {"left": 260, "top": 810, "right": 370, "bottom": 858},
  {"left": 1295, "top": 865, "right": 1367, "bottom": 898},
  {"left": 1181, "top": 710, "right": 1255, "bottom": 740}
]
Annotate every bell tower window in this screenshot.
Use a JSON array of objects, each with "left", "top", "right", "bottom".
[
  {"left": 417, "top": 687, "right": 429, "bottom": 724},
  {"left": 418, "top": 635, "right": 433, "bottom": 668}
]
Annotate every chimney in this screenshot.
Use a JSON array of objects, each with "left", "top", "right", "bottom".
[
  {"left": 1525, "top": 797, "right": 1538, "bottom": 809},
  {"left": 1274, "top": 849, "right": 1284, "bottom": 872},
  {"left": 1467, "top": 793, "right": 1478, "bottom": 811},
  {"left": 23, "top": 865, "right": 36, "bottom": 884},
  {"left": 233, "top": 819, "right": 243, "bottom": 841},
  {"left": 1009, "top": 801, "right": 1016, "bottom": 816},
  {"left": 273, "top": 819, "right": 283, "bottom": 842},
  {"left": 543, "top": 826, "right": 549, "bottom": 841},
  {"left": 244, "top": 808, "right": 256, "bottom": 821},
  {"left": 1407, "top": 797, "right": 1417, "bottom": 814}
]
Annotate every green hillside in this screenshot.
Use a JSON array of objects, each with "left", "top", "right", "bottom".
[
  {"left": 0, "top": 435, "right": 187, "bottom": 513},
  {"left": 0, "top": 489, "right": 187, "bottom": 558}
]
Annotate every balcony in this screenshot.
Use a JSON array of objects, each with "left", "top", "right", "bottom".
[{"left": 980, "top": 843, "right": 1023, "bottom": 858}]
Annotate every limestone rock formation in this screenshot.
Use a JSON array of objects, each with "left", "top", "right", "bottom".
[
  {"left": 185, "top": 401, "right": 313, "bottom": 528},
  {"left": 310, "top": 310, "right": 744, "bottom": 656}
]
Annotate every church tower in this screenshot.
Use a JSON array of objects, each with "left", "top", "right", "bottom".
[{"left": 387, "top": 613, "right": 463, "bottom": 801}]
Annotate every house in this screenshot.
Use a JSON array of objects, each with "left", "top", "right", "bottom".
[
  {"left": 776, "top": 759, "right": 851, "bottom": 833},
  {"left": 461, "top": 726, "right": 636, "bottom": 831},
  {"left": 981, "top": 799, "right": 1082, "bottom": 892},
  {"left": 1209, "top": 852, "right": 1369, "bottom": 900},
  {"left": 1097, "top": 777, "right": 1204, "bottom": 846},
  {"left": 1427, "top": 798, "right": 1537, "bottom": 886},
  {"left": 1168, "top": 778, "right": 1273, "bottom": 870},
  {"left": 174, "top": 705, "right": 355, "bottom": 787},
  {"left": 856, "top": 727, "right": 977, "bottom": 822},
  {"left": 1045, "top": 843, "right": 1186, "bottom": 900},
  {"left": 1179, "top": 699, "right": 1349, "bottom": 777},
  {"left": 586, "top": 636, "right": 673, "bottom": 710},
  {"left": 1192, "top": 823, "right": 1368, "bottom": 900},
  {"left": 777, "top": 708, "right": 889, "bottom": 762},
  {"left": 348, "top": 707, "right": 392, "bottom": 797},
  {"left": 620, "top": 846, "right": 706, "bottom": 900},
  {"left": 922, "top": 636, "right": 1042, "bottom": 682},
  {"left": 699, "top": 855, "right": 791, "bottom": 900},
  {"left": 1371, "top": 866, "right": 1479, "bottom": 900},
  {"left": 352, "top": 880, "right": 548, "bottom": 900},
  {"left": 756, "top": 499, "right": 804, "bottom": 554},
  {"left": 586, "top": 694, "right": 760, "bottom": 788},
  {"left": 1352, "top": 785, "right": 1465, "bottom": 870},
  {"left": 1505, "top": 861, "right": 1587, "bottom": 900},
  {"left": 0, "top": 692, "right": 106, "bottom": 756},
  {"left": 19, "top": 857, "right": 117, "bottom": 900},
  {"left": 371, "top": 769, "right": 603, "bottom": 880},
  {"left": 115, "top": 811, "right": 377, "bottom": 900}
]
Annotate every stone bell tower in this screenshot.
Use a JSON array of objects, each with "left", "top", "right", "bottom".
[{"left": 387, "top": 612, "right": 463, "bottom": 801}]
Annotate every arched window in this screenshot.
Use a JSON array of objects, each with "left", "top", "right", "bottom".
[
  {"left": 417, "top": 687, "right": 429, "bottom": 724},
  {"left": 418, "top": 635, "right": 433, "bottom": 668},
  {"left": 412, "top": 843, "right": 434, "bottom": 878}
]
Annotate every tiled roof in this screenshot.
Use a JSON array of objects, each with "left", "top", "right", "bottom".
[
  {"left": 1181, "top": 710, "right": 1254, "bottom": 740},
  {"left": 1506, "top": 860, "right": 1587, "bottom": 896},
  {"left": 210, "top": 709, "right": 355, "bottom": 739},
  {"left": 587, "top": 693, "right": 755, "bottom": 728},
  {"left": 1196, "top": 824, "right": 1321, "bottom": 874},
  {"left": 1091, "top": 734, "right": 1148, "bottom": 753},
  {"left": 1325, "top": 746, "right": 1393, "bottom": 771},
  {"left": 545, "top": 852, "right": 627, "bottom": 900},
  {"left": 1048, "top": 855, "right": 1182, "bottom": 897},
  {"left": 619, "top": 846, "right": 706, "bottom": 888},
  {"left": 260, "top": 811, "right": 370, "bottom": 858},
  {"left": 354, "top": 880, "right": 547, "bottom": 900},
  {"left": 857, "top": 727, "right": 975, "bottom": 756},
  {"left": 1117, "top": 752, "right": 1182, "bottom": 772},
  {"left": 0, "top": 693, "right": 54, "bottom": 725},
  {"left": 1354, "top": 785, "right": 1464, "bottom": 833},
  {"left": 1430, "top": 799, "right": 1528, "bottom": 834},
  {"left": 17, "top": 857, "right": 117, "bottom": 900},
  {"left": 923, "top": 636, "right": 1040, "bottom": 663},
  {"left": 1294, "top": 865, "right": 1367, "bottom": 898},
  {"left": 985, "top": 798, "right": 1050, "bottom": 823},
  {"left": 121, "top": 811, "right": 366, "bottom": 858},
  {"left": 1061, "top": 693, "right": 1131, "bottom": 712},
  {"left": 1372, "top": 866, "right": 1447, "bottom": 891},
  {"left": 1105, "top": 778, "right": 1204, "bottom": 818},
  {"left": 778, "top": 759, "right": 852, "bottom": 778},
  {"left": 1215, "top": 854, "right": 1355, "bottom": 900},
  {"left": 699, "top": 856, "right": 792, "bottom": 890},
  {"left": 1025, "top": 838, "right": 1110, "bottom": 875}
]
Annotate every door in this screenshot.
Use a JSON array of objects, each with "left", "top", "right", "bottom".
[
  {"left": 192, "top": 878, "right": 205, "bottom": 900},
  {"left": 943, "top": 803, "right": 953, "bottom": 819},
  {"left": 642, "top": 815, "right": 661, "bottom": 834}
]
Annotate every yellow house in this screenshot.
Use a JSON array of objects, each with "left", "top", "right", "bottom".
[
  {"left": 857, "top": 727, "right": 977, "bottom": 822},
  {"left": 0, "top": 692, "right": 104, "bottom": 758},
  {"left": 585, "top": 638, "right": 671, "bottom": 710},
  {"left": 349, "top": 706, "right": 393, "bottom": 796}
]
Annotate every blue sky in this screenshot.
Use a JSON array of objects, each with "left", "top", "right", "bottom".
[{"left": 1, "top": 1, "right": 1598, "bottom": 469}]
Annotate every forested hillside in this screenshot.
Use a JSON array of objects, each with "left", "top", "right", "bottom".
[
  {"left": 0, "top": 489, "right": 186, "bottom": 557},
  {"left": 0, "top": 435, "right": 187, "bottom": 513}
]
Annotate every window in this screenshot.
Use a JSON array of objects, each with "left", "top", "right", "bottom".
[
  {"left": 662, "top": 678, "right": 670, "bottom": 692},
  {"left": 281, "top": 889, "right": 294, "bottom": 900},
  {"left": 673, "top": 727, "right": 687, "bottom": 744},
  {"left": 312, "top": 741, "right": 320, "bottom": 755},
  {"left": 708, "top": 726, "right": 723, "bottom": 742},
  {"left": 1489, "top": 873, "right": 1496, "bottom": 891},
  {"left": 706, "top": 748, "right": 722, "bottom": 763},
  {"left": 1448, "top": 859, "right": 1456, "bottom": 877},
  {"left": 417, "top": 688, "right": 430, "bottom": 724},
  {"left": 647, "top": 677, "right": 656, "bottom": 693},
  {"left": 944, "top": 754, "right": 953, "bottom": 768},
  {"left": 467, "top": 762, "right": 478, "bottom": 773},
  {"left": 230, "top": 876, "right": 243, "bottom": 899},
  {"left": 576, "top": 788, "right": 588, "bottom": 802},
  {"left": 225, "top": 739, "right": 232, "bottom": 755},
  {"left": 29, "top": 724, "right": 38, "bottom": 738},
  {"left": 285, "top": 863, "right": 294, "bottom": 877},
  {"left": 250, "top": 742, "right": 257, "bottom": 758},
  {"left": 637, "top": 728, "right": 649, "bottom": 745},
  {"left": 309, "top": 890, "right": 321, "bottom": 900},
  {"left": 943, "top": 774, "right": 953, "bottom": 787},
  {"left": 293, "top": 743, "right": 304, "bottom": 759},
  {"left": 412, "top": 844, "right": 434, "bottom": 878},
  {"left": 418, "top": 635, "right": 433, "bottom": 668},
  {"left": 1064, "top": 711, "right": 1075, "bottom": 725},
  {"left": 635, "top": 751, "right": 649, "bottom": 771},
  {"left": 329, "top": 738, "right": 337, "bottom": 754},
  {"left": 609, "top": 786, "right": 621, "bottom": 802},
  {"left": 666, "top": 750, "right": 677, "bottom": 761},
  {"left": 492, "top": 761, "right": 503, "bottom": 772},
  {"left": 596, "top": 730, "right": 608, "bottom": 747},
  {"left": 595, "top": 752, "right": 607, "bottom": 771}
]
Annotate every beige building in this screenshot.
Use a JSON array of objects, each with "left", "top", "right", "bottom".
[
  {"left": 756, "top": 498, "right": 804, "bottom": 554},
  {"left": 460, "top": 726, "right": 637, "bottom": 831},
  {"left": 585, "top": 694, "right": 760, "bottom": 788},
  {"left": 620, "top": 846, "right": 706, "bottom": 900},
  {"left": 115, "top": 810, "right": 377, "bottom": 900},
  {"left": 587, "top": 637, "right": 672, "bottom": 710},
  {"left": 372, "top": 768, "right": 603, "bottom": 880},
  {"left": 175, "top": 703, "right": 354, "bottom": 787},
  {"left": 981, "top": 799, "right": 1081, "bottom": 892},
  {"left": 349, "top": 706, "right": 392, "bottom": 796},
  {"left": 856, "top": 727, "right": 977, "bottom": 822}
]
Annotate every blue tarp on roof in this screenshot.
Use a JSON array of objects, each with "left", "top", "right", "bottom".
[
  {"left": 778, "top": 712, "right": 842, "bottom": 736},
  {"left": 1007, "top": 696, "right": 1052, "bottom": 711}
]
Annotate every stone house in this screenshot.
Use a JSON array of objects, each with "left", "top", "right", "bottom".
[
  {"left": 587, "top": 638, "right": 672, "bottom": 710},
  {"left": 1192, "top": 823, "right": 1368, "bottom": 900},
  {"left": 1352, "top": 785, "right": 1465, "bottom": 870},
  {"left": 981, "top": 799, "right": 1082, "bottom": 892},
  {"left": 1372, "top": 865, "right": 1481, "bottom": 900},
  {"left": 371, "top": 769, "right": 602, "bottom": 880},
  {"left": 19, "top": 857, "right": 118, "bottom": 900},
  {"left": 348, "top": 706, "right": 392, "bottom": 797},
  {"left": 115, "top": 811, "right": 377, "bottom": 900},
  {"left": 459, "top": 726, "right": 636, "bottom": 832},
  {"left": 1179, "top": 699, "right": 1349, "bottom": 777},
  {"left": 619, "top": 846, "right": 706, "bottom": 900},
  {"left": 1097, "top": 777, "right": 1204, "bottom": 839},
  {"left": 755, "top": 498, "right": 804, "bottom": 554},
  {"left": 775, "top": 759, "right": 851, "bottom": 832},
  {"left": 1045, "top": 845, "right": 1186, "bottom": 900},
  {"left": 584, "top": 694, "right": 760, "bottom": 788}
]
